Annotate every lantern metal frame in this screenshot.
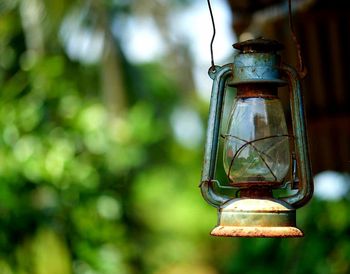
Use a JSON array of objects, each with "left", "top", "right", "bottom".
[{"left": 200, "top": 38, "right": 313, "bottom": 238}]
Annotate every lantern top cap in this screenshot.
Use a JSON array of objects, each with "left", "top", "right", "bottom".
[{"left": 233, "top": 38, "right": 284, "bottom": 53}]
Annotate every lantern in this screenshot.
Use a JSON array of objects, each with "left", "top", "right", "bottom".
[{"left": 200, "top": 38, "right": 313, "bottom": 237}]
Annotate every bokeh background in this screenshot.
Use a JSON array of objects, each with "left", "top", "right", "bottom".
[{"left": 0, "top": 0, "right": 349, "bottom": 273}]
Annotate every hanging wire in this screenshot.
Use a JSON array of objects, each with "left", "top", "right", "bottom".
[
  {"left": 207, "top": 0, "right": 216, "bottom": 70},
  {"left": 288, "top": 0, "right": 307, "bottom": 79}
]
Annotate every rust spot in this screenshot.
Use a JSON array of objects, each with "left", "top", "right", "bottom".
[{"left": 211, "top": 226, "right": 303, "bottom": 238}]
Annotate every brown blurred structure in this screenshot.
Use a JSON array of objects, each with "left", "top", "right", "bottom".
[{"left": 226, "top": 0, "right": 350, "bottom": 175}]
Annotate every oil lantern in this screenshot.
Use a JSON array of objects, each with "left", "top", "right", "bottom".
[{"left": 200, "top": 38, "right": 313, "bottom": 237}]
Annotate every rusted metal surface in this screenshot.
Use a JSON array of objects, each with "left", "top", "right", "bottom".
[
  {"left": 280, "top": 64, "right": 314, "bottom": 208},
  {"left": 233, "top": 37, "right": 284, "bottom": 52},
  {"left": 236, "top": 85, "right": 278, "bottom": 98},
  {"left": 239, "top": 188, "right": 273, "bottom": 198},
  {"left": 211, "top": 198, "right": 303, "bottom": 238},
  {"left": 211, "top": 226, "right": 303, "bottom": 238},
  {"left": 200, "top": 180, "right": 231, "bottom": 208},
  {"left": 200, "top": 65, "right": 233, "bottom": 208},
  {"left": 229, "top": 181, "right": 283, "bottom": 188},
  {"left": 229, "top": 39, "right": 286, "bottom": 87}
]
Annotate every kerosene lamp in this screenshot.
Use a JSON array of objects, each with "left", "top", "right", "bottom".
[{"left": 200, "top": 38, "right": 313, "bottom": 237}]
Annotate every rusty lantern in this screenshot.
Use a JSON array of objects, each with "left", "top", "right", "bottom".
[{"left": 200, "top": 38, "right": 313, "bottom": 237}]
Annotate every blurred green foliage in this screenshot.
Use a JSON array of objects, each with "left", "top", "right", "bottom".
[{"left": 0, "top": 1, "right": 350, "bottom": 274}]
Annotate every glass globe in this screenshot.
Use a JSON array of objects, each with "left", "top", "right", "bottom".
[{"left": 223, "top": 96, "right": 290, "bottom": 186}]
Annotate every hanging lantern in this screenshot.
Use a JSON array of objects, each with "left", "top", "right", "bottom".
[{"left": 200, "top": 38, "right": 313, "bottom": 237}]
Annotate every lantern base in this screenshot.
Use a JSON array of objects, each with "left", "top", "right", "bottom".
[{"left": 211, "top": 198, "right": 303, "bottom": 238}]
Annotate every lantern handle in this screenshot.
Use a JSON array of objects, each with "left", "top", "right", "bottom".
[
  {"left": 280, "top": 64, "right": 313, "bottom": 208},
  {"left": 200, "top": 64, "right": 233, "bottom": 208}
]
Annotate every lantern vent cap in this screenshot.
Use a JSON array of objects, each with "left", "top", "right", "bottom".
[{"left": 233, "top": 38, "right": 284, "bottom": 53}]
